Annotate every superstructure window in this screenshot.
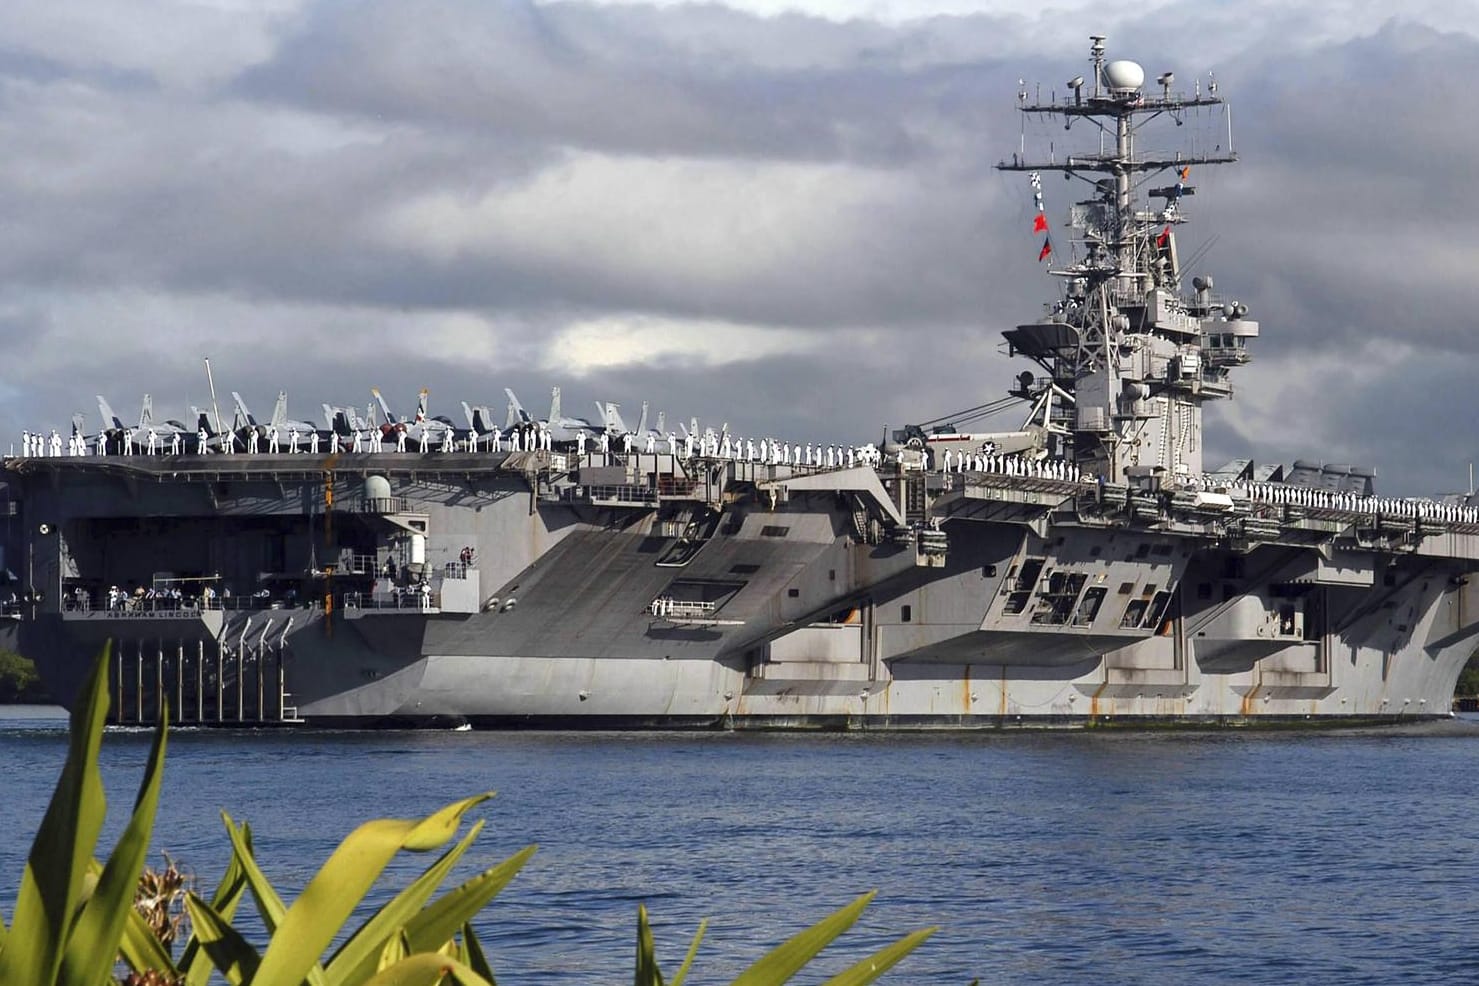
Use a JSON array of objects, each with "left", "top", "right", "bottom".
[
  {"left": 761, "top": 526, "right": 790, "bottom": 538},
  {"left": 901, "top": 604, "right": 912, "bottom": 623}
]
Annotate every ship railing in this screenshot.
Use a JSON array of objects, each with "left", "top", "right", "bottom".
[
  {"left": 341, "top": 590, "right": 441, "bottom": 612},
  {"left": 578, "top": 484, "right": 660, "bottom": 506},
  {"left": 358, "top": 496, "right": 409, "bottom": 514},
  {"left": 648, "top": 597, "right": 717, "bottom": 620},
  {"left": 90, "top": 597, "right": 223, "bottom": 617}
]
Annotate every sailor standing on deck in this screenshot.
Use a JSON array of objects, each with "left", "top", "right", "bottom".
[
  {"left": 396, "top": 429, "right": 408, "bottom": 453},
  {"left": 310, "top": 431, "right": 320, "bottom": 455},
  {"left": 289, "top": 430, "right": 300, "bottom": 454},
  {"left": 267, "top": 426, "right": 280, "bottom": 454},
  {"left": 49, "top": 430, "right": 61, "bottom": 456},
  {"left": 247, "top": 428, "right": 259, "bottom": 454},
  {"left": 146, "top": 428, "right": 158, "bottom": 455}
]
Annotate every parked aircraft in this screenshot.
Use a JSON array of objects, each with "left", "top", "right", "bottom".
[
  {"left": 322, "top": 403, "right": 382, "bottom": 448},
  {"left": 372, "top": 388, "right": 456, "bottom": 450},
  {"left": 233, "top": 392, "right": 322, "bottom": 447},
  {"left": 95, "top": 395, "right": 196, "bottom": 454},
  {"left": 503, "top": 387, "right": 608, "bottom": 446}
]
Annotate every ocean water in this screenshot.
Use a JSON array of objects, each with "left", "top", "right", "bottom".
[{"left": 2, "top": 708, "right": 1478, "bottom": 985}]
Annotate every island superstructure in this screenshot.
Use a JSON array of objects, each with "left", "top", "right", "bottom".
[{"left": 6, "top": 36, "right": 1479, "bottom": 728}]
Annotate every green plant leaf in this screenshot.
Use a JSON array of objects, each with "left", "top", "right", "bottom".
[
  {"left": 181, "top": 825, "right": 253, "bottom": 986},
  {"left": 183, "top": 892, "right": 262, "bottom": 986},
  {"left": 359, "top": 952, "right": 498, "bottom": 986},
  {"left": 219, "top": 814, "right": 330, "bottom": 986},
  {"left": 325, "top": 820, "right": 485, "bottom": 984},
  {"left": 94, "top": 855, "right": 178, "bottom": 980},
  {"left": 634, "top": 904, "right": 664, "bottom": 986},
  {"left": 378, "top": 928, "right": 413, "bottom": 972},
  {"left": 115, "top": 900, "right": 180, "bottom": 980},
  {"left": 0, "top": 642, "right": 112, "bottom": 986},
  {"left": 252, "top": 793, "right": 492, "bottom": 986},
  {"left": 730, "top": 892, "right": 875, "bottom": 986},
  {"left": 400, "top": 846, "right": 536, "bottom": 959},
  {"left": 669, "top": 918, "right": 708, "bottom": 986},
  {"left": 58, "top": 699, "right": 168, "bottom": 986},
  {"left": 816, "top": 927, "right": 937, "bottom": 986},
  {"left": 460, "top": 922, "right": 496, "bottom": 985}
]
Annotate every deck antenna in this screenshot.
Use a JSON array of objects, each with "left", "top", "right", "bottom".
[{"left": 204, "top": 357, "right": 225, "bottom": 436}]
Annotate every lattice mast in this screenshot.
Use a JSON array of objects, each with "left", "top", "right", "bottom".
[{"left": 998, "top": 36, "right": 1258, "bottom": 484}]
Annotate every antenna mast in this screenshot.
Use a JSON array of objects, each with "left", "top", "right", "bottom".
[{"left": 995, "top": 35, "right": 1259, "bottom": 484}]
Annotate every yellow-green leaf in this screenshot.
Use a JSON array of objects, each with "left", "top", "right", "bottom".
[
  {"left": 110, "top": 871, "right": 178, "bottom": 980},
  {"left": 669, "top": 918, "right": 708, "bottom": 986},
  {"left": 460, "top": 922, "right": 496, "bottom": 985},
  {"left": 182, "top": 825, "right": 253, "bottom": 986},
  {"left": 59, "top": 700, "right": 168, "bottom": 986},
  {"left": 0, "top": 643, "right": 112, "bottom": 986},
  {"left": 184, "top": 892, "right": 262, "bottom": 986},
  {"left": 219, "top": 815, "right": 330, "bottom": 986},
  {"left": 731, "top": 892, "right": 875, "bottom": 986},
  {"left": 252, "top": 794, "right": 491, "bottom": 986},
  {"left": 325, "top": 820, "right": 485, "bottom": 984},
  {"left": 634, "top": 904, "right": 664, "bottom": 986},
  {"left": 360, "top": 952, "right": 498, "bottom": 986},
  {"left": 378, "top": 928, "right": 413, "bottom": 972},
  {"left": 401, "top": 846, "right": 535, "bottom": 958},
  {"left": 816, "top": 927, "right": 937, "bottom": 986}
]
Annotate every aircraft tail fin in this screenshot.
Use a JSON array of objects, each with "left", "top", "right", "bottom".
[
  {"left": 656, "top": 410, "right": 666, "bottom": 435},
  {"left": 372, "top": 388, "right": 396, "bottom": 423},
  {"left": 139, "top": 395, "right": 154, "bottom": 429},
  {"left": 549, "top": 386, "right": 561, "bottom": 425},
  {"left": 96, "top": 396, "right": 122, "bottom": 431},
  {"left": 599, "top": 401, "right": 627, "bottom": 435},
  {"left": 71, "top": 412, "right": 85, "bottom": 437},
  {"left": 270, "top": 392, "right": 288, "bottom": 430},
  {"left": 416, "top": 388, "right": 429, "bottom": 423},
  {"left": 636, "top": 401, "right": 649, "bottom": 436},
  {"left": 231, "top": 392, "right": 257, "bottom": 428},
  {"left": 504, "top": 388, "right": 530, "bottom": 425}
]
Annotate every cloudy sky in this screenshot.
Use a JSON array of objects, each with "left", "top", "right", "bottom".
[{"left": 0, "top": 0, "right": 1474, "bottom": 493}]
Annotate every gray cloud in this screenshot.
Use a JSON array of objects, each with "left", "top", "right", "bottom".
[{"left": 0, "top": 2, "right": 1475, "bottom": 495}]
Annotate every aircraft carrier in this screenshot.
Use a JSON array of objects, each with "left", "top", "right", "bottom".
[{"left": 6, "top": 37, "right": 1479, "bottom": 728}]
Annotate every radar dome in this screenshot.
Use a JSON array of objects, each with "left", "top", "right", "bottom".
[{"left": 1103, "top": 60, "right": 1145, "bottom": 92}]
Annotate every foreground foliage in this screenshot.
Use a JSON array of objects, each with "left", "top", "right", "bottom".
[{"left": 0, "top": 645, "right": 935, "bottom": 985}]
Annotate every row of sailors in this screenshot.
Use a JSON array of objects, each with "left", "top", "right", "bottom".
[
  {"left": 1185, "top": 477, "right": 1479, "bottom": 525},
  {"left": 21, "top": 423, "right": 888, "bottom": 469},
  {"left": 938, "top": 449, "right": 1083, "bottom": 482},
  {"left": 596, "top": 429, "right": 884, "bottom": 468}
]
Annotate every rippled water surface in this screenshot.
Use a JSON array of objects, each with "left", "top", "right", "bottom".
[{"left": 3, "top": 708, "right": 1479, "bottom": 984}]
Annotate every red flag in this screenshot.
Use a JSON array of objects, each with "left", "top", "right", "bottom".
[
  {"left": 1179, "top": 166, "right": 1191, "bottom": 181},
  {"left": 1156, "top": 225, "right": 1172, "bottom": 248},
  {"left": 1038, "top": 237, "right": 1053, "bottom": 262},
  {"left": 1033, "top": 213, "right": 1048, "bottom": 233}
]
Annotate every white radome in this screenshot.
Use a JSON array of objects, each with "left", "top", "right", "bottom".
[{"left": 1103, "top": 60, "right": 1145, "bottom": 92}]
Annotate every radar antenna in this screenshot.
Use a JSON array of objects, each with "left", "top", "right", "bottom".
[{"left": 995, "top": 36, "right": 1259, "bottom": 483}]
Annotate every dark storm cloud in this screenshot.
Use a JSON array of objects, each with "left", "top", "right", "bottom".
[
  {"left": 0, "top": 2, "right": 1475, "bottom": 494},
  {"left": 235, "top": 0, "right": 1013, "bottom": 165}
]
